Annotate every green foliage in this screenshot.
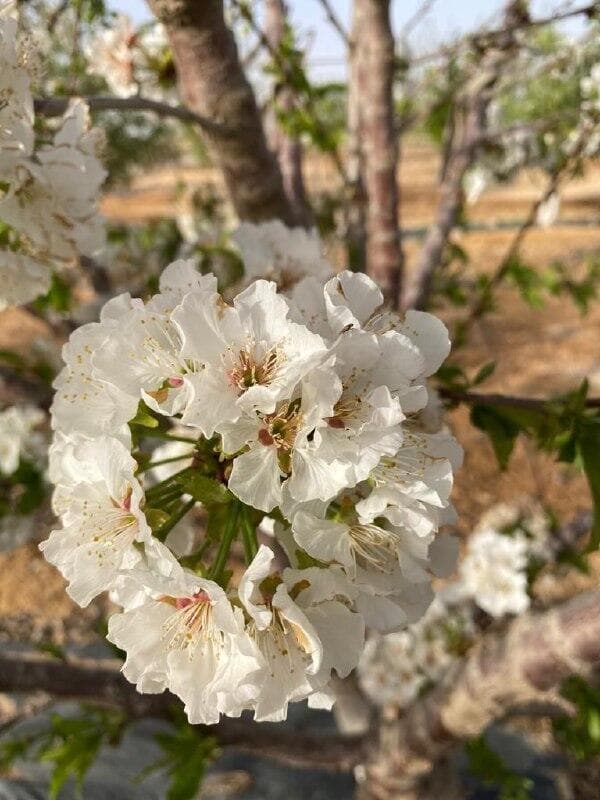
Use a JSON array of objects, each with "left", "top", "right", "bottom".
[
  {"left": 142, "top": 715, "right": 218, "bottom": 800},
  {"left": 465, "top": 380, "right": 600, "bottom": 550},
  {"left": 0, "top": 458, "right": 46, "bottom": 517},
  {"left": 505, "top": 256, "right": 600, "bottom": 313},
  {"left": 175, "top": 472, "right": 233, "bottom": 506},
  {"left": 0, "top": 707, "right": 125, "bottom": 799},
  {"left": 465, "top": 735, "right": 533, "bottom": 800},
  {"left": 553, "top": 677, "right": 600, "bottom": 762},
  {"left": 471, "top": 405, "right": 521, "bottom": 470},
  {"left": 33, "top": 274, "right": 72, "bottom": 314}
]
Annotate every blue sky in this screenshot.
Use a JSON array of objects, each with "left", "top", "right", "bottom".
[{"left": 110, "top": 0, "right": 583, "bottom": 80}]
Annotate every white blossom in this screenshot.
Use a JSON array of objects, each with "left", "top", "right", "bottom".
[
  {"left": 40, "top": 436, "right": 152, "bottom": 607},
  {"left": 459, "top": 527, "right": 530, "bottom": 618},
  {"left": 0, "top": 404, "right": 45, "bottom": 475},
  {"left": 232, "top": 220, "right": 332, "bottom": 288},
  {"left": 108, "top": 566, "right": 262, "bottom": 724}
]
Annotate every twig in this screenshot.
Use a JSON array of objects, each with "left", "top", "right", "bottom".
[
  {"left": 402, "top": 0, "right": 438, "bottom": 37},
  {"left": 402, "top": 26, "right": 515, "bottom": 311},
  {"left": 409, "top": 2, "right": 598, "bottom": 66},
  {"left": 34, "top": 95, "right": 230, "bottom": 137},
  {"left": 315, "top": 0, "right": 351, "bottom": 47},
  {"left": 438, "top": 387, "right": 600, "bottom": 410},
  {"left": 460, "top": 127, "right": 588, "bottom": 335}
]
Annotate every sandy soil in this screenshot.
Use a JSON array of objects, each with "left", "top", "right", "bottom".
[{"left": 1, "top": 139, "right": 598, "bottom": 640}]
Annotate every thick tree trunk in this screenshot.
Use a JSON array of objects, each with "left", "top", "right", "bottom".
[
  {"left": 353, "top": 0, "right": 402, "bottom": 306},
  {"left": 148, "top": 0, "right": 298, "bottom": 225},
  {"left": 264, "top": 0, "right": 313, "bottom": 227}
]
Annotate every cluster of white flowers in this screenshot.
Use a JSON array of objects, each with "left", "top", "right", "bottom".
[
  {"left": 42, "top": 255, "right": 462, "bottom": 724},
  {"left": 358, "top": 593, "right": 474, "bottom": 709},
  {"left": 86, "top": 14, "right": 169, "bottom": 100},
  {"left": 358, "top": 501, "right": 552, "bottom": 709},
  {"left": 0, "top": 2, "right": 106, "bottom": 310}
]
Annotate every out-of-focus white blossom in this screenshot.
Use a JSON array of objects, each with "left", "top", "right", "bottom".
[
  {"left": 232, "top": 220, "right": 333, "bottom": 288},
  {"left": 0, "top": 404, "right": 45, "bottom": 474}
]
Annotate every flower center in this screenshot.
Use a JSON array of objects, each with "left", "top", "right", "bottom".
[
  {"left": 349, "top": 523, "right": 398, "bottom": 572},
  {"left": 160, "top": 591, "right": 219, "bottom": 654},
  {"left": 225, "top": 341, "right": 282, "bottom": 393}
]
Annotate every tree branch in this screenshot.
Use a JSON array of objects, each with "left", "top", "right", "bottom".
[
  {"left": 402, "top": 3, "right": 520, "bottom": 311},
  {"left": 147, "top": 0, "right": 298, "bottom": 225},
  {"left": 438, "top": 387, "right": 600, "bottom": 410},
  {"left": 0, "top": 649, "right": 365, "bottom": 771},
  {"left": 34, "top": 95, "right": 227, "bottom": 136},
  {"left": 357, "top": 590, "right": 600, "bottom": 799},
  {"left": 1, "top": 591, "right": 599, "bottom": 780},
  {"left": 264, "top": 0, "right": 313, "bottom": 226},
  {"left": 409, "top": 2, "right": 598, "bottom": 66},
  {"left": 315, "top": 0, "right": 351, "bottom": 47}
]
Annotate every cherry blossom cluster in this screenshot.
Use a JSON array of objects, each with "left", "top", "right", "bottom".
[
  {"left": 42, "top": 256, "right": 462, "bottom": 724},
  {"left": 0, "top": 2, "right": 106, "bottom": 310},
  {"left": 358, "top": 501, "right": 552, "bottom": 709},
  {"left": 86, "top": 14, "right": 170, "bottom": 100}
]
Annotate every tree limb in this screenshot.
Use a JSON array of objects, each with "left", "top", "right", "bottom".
[
  {"left": 438, "top": 387, "right": 600, "bottom": 410},
  {"left": 264, "top": 0, "right": 313, "bottom": 226},
  {"left": 147, "top": 0, "right": 298, "bottom": 225},
  {"left": 402, "top": 3, "right": 520, "bottom": 311},
  {"left": 0, "top": 649, "right": 365, "bottom": 771},
  {"left": 357, "top": 590, "right": 600, "bottom": 799},
  {"left": 34, "top": 95, "right": 227, "bottom": 135},
  {"left": 1, "top": 591, "right": 599, "bottom": 780},
  {"left": 315, "top": 0, "right": 351, "bottom": 47}
]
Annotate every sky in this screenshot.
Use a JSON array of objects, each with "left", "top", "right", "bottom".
[{"left": 110, "top": 0, "right": 584, "bottom": 81}]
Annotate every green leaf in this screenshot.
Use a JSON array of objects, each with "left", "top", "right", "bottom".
[
  {"left": 577, "top": 418, "right": 600, "bottom": 550},
  {"left": 129, "top": 400, "right": 160, "bottom": 429},
  {"left": 471, "top": 405, "right": 521, "bottom": 469},
  {"left": 145, "top": 508, "right": 171, "bottom": 532},
  {"left": 465, "top": 736, "right": 533, "bottom": 800},
  {"left": 553, "top": 676, "right": 600, "bottom": 761},
  {"left": 39, "top": 709, "right": 125, "bottom": 799},
  {"left": 142, "top": 718, "right": 217, "bottom": 800},
  {"left": 175, "top": 472, "right": 232, "bottom": 505},
  {"left": 33, "top": 274, "right": 72, "bottom": 314},
  {"left": 472, "top": 361, "right": 496, "bottom": 386}
]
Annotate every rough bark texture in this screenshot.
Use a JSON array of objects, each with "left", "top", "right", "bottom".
[
  {"left": 264, "top": 0, "right": 313, "bottom": 226},
  {"left": 401, "top": 4, "right": 524, "bottom": 311},
  {"left": 356, "top": 590, "right": 600, "bottom": 799},
  {"left": 147, "top": 0, "right": 297, "bottom": 225},
  {"left": 353, "top": 0, "right": 402, "bottom": 305}
]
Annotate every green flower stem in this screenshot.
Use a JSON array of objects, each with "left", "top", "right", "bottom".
[
  {"left": 153, "top": 497, "right": 196, "bottom": 542},
  {"left": 241, "top": 507, "right": 259, "bottom": 562},
  {"left": 140, "top": 431, "right": 199, "bottom": 445},
  {"left": 137, "top": 453, "right": 195, "bottom": 474},
  {"left": 144, "top": 467, "right": 193, "bottom": 502},
  {"left": 208, "top": 502, "right": 241, "bottom": 585}
]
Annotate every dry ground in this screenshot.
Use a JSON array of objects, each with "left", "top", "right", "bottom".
[{"left": 0, "top": 138, "right": 599, "bottom": 639}]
